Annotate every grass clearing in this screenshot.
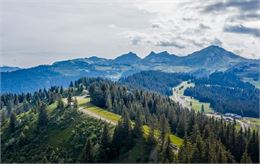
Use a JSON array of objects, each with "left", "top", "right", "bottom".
[
  {"left": 172, "top": 81, "right": 213, "bottom": 113},
  {"left": 143, "top": 125, "right": 183, "bottom": 147},
  {"left": 80, "top": 100, "right": 121, "bottom": 123},
  {"left": 78, "top": 97, "right": 183, "bottom": 147}
]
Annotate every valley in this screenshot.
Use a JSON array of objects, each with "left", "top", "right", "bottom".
[
  {"left": 171, "top": 81, "right": 259, "bottom": 132},
  {"left": 171, "top": 81, "right": 213, "bottom": 113}
]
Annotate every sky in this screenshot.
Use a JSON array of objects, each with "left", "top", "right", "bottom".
[{"left": 1, "top": 0, "right": 260, "bottom": 67}]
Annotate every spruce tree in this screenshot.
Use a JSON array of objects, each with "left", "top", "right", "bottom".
[
  {"left": 201, "top": 104, "right": 205, "bottom": 113},
  {"left": 69, "top": 81, "right": 74, "bottom": 88},
  {"left": 147, "top": 125, "right": 156, "bottom": 145},
  {"left": 159, "top": 115, "right": 170, "bottom": 148},
  {"left": 133, "top": 112, "right": 143, "bottom": 137},
  {"left": 178, "top": 135, "right": 192, "bottom": 163},
  {"left": 98, "top": 123, "right": 111, "bottom": 162},
  {"left": 81, "top": 139, "right": 93, "bottom": 163},
  {"left": 38, "top": 104, "right": 48, "bottom": 127},
  {"left": 9, "top": 112, "right": 16, "bottom": 133}
]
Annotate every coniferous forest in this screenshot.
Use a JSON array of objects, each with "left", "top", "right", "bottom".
[{"left": 1, "top": 77, "right": 259, "bottom": 163}]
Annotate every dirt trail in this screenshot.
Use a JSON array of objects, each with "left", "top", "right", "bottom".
[{"left": 78, "top": 107, "right": 117, "bottom": 125}]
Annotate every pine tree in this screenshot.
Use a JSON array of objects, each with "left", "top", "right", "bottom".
[
  {"left": 9, "top": 112, "right": 16, "bottom": 132},
  {"left": 38, "top": 104, "right": 48, "bottom": 127},
  {"left": 105, "top": 92, "right": 112, "bottom": 109},
  {"left": 159, "top": 115, "right": 170, "bottom": 149},
  {"left": 147, "top": 125, "right": 156, "bottom": 145},
  {"left": 81, "top": 139, "right": 93, "bottom": 163},
  {"left": 178, "top": 135, "right": 192, "bottom": 163},
  {"left": 98, "top": 123, "right": 111, "bottom": 162},
  {"left": 7, "top": 101, "right": 12, "bottom": 115},
  {"left": 201, "top": 104, "right": 205, "bottom": 113},
  {"left": 69, "top": 81, "right": 74, "bottom": 88},
  {"left": 60, "top": 86, "right": 64, "bottom": 94},
  {"left": 248, "top": 130, "right": 259, "bottom": 163},
  {"left": 133, "top": 112, "right": 143, "bottom": 137}
]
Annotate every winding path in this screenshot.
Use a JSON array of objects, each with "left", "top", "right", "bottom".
[{"left": 78, "top": 107, "right": 117, "bottom": 125}]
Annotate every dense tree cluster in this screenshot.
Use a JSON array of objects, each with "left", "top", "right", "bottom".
[
  {"left": 1, "top": 76, "right": 259, "bottom": 163},
  {"left": 82, "top": 77, "right": 259, "bottom": 163},
  {"left": 185, "top": 72, "right": 259, "bottom": 117},
  {"left": 120, "top": 71, "right": 192, "bottom": 95},
  {"left": 194, "top": 72, "right": 255, "bottom": 89}
]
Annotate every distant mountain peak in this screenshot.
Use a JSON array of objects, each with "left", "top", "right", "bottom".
[
  {"left": 196, "top": 45, "right": 244, "bottom": 59},
  {"left": 113, "top": 52, "right": 141, "bottom": 64},
  {"left": 144, "top": 51, "right": 178, "bottom": 63}
]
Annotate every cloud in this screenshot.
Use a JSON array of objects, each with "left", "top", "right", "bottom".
[
  {"left": 2, "top": 0, "right": 260, "bottom": 67},
  {"left": 151, "top": 23, "right": 160, "bottom": 28},
  {"left": 231, "top": 13, "right": 260, "bottom": 21},
  {"left": 131, "top": 36, "right": 142, "bottom": 45},
  {"left": 199, "top": 23, "right": 211, "bottom": 30},
  {"left": 223, "top": 24, "right": 260, "bottom": 37},
  {"left": 202, "top": 0, "right": 260, "bottom": 13},
  {"left": 156, "top": 40, "right": 185, "bottom": 49},
  {"left": 108, "top": 24, "right": 117, "bottom": 29}
]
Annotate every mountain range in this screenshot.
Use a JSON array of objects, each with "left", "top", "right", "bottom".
[
  {"left": 1, "top": 45, "right": 258, "bottom": 93},
  {"left": 0, "top": 66, "right": 21, "bottom": 72}
]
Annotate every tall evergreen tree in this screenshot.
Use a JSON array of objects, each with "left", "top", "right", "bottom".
[
  {"left": 81, "top": 139, "right": 93, "bottom": 163},
  {"left": 9, "top": 112, "right": 16, "bottom": 133},
  {"left": 201, "top": 104, "right": 205, "bottom": 113},
  {"left": 133, "top": 112, "right": 143, "bottom": 137},
  {"left": 159, "top": 115, "right": 170, "bottom": 148},
  {"left": 178, "top": 135, "right": 193, "bottom": 163},
  {"left": 98, "top": 123, "right": 111, "bottom": 162},
  {"left": 38, "top": 103, "right": 48, "bottom": 127}
]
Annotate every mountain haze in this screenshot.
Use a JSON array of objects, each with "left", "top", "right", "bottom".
[{"left": 1, "top": 46, "right": 257, "bottom": 93}]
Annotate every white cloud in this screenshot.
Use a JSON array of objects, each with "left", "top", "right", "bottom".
[{"left": 1, "top": 0, "right": 259, "bottom": 67}]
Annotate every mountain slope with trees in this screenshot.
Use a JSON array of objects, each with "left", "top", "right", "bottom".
[{"left": 1, "top": 77, "right": 259, "bottom": 163}]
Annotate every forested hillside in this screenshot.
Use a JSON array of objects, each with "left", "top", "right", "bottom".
[
  {"left": 184, "top": 72, "right": 259, "bottom": 117},
  {"left": 1, "top": 77, "right": 259, "bottom": 163},
  {"left": 121, "top": 71, "right": 259, "bottom": 118},
  {"left": 120, "top": 71, "right": 192, "bottom": 95}
]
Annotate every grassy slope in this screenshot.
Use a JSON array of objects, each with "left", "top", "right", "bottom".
[{"left": 78, "top": 97, "right": 183, "bottom": 147}]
